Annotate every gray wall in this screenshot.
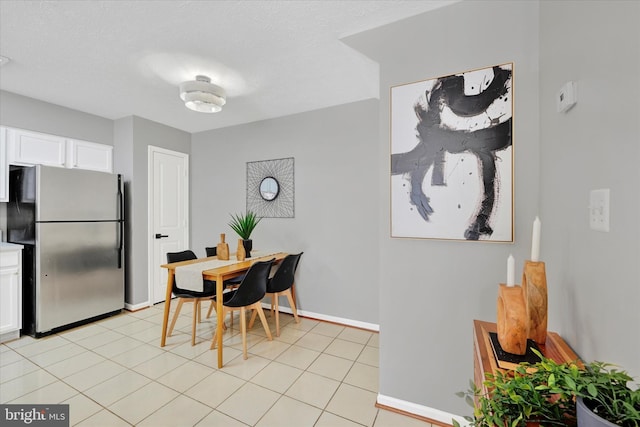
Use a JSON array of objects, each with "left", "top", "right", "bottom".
[
  {"left": 539, "top": 1, "right": 640, "bottom": 380},
  {"left": 0, "top": 90, "right": 113, "bottom": 145},
  {"left": 191, "top": 100, "right": 380, "bottom": 324},
  {"left": 115, "top": 116, "right": 191, "bottom": 306},
  {"left": 114, "top": 117, "right": 134, "bottom": 302},
  {"left": 345, "top": 0, "right": 541, "bottom": 416}
]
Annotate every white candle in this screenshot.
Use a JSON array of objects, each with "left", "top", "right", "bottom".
[
  {"left": 507, "top": 254, "right": 515, "bottom": 287},
  {"left": 531, "top": 216, "right": 541, "bottom": 262}
]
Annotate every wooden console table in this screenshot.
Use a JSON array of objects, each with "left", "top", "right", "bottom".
[{"left": 473, "top": 319, "right": 580, "bottom": 397}]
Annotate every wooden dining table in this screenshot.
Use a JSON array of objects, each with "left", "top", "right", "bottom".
[{"left": 160, "top": 251, "right": 288, "bottom": 368}]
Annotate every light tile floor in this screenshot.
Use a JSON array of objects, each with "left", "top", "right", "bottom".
[{"left": 0, "top": 302, "right": 433, "bottom": 426}]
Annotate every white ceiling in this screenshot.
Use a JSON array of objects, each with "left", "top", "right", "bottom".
[{"left": 0, "top": 0, "right": 458, "bottom": 133}]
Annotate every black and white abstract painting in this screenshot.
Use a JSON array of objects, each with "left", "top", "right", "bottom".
[{"left": 391, "top": 63, "right": 513, "bottom": 241}]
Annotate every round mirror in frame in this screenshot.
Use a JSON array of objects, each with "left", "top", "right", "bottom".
[{"left": 259, "top": 176, "right": 280, "bottom": 201}]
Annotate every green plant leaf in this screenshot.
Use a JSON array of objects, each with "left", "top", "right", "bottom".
[
  {"left": 228, "top": 211, "right": 262, "bottom": 240},
  {"left": 587, "top": 383, "right": 598, "bottom": 397},
  {"left": 565, "top": 376, "right": 576, "bottom": 390}
]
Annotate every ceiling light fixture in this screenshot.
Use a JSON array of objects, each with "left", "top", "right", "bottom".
[
  {"left": 0, "top": 55, "right": 11, "bottom": 67},
  {"left": 179, "top": 75, "right": 226, "bottom": 113}
]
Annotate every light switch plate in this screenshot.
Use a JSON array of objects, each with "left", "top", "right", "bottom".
[{"left": 589, "top": 189, "right": 610, "bottom": 232}]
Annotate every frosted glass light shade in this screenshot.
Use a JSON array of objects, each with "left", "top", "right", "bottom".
[{"left": 179, "top": 75, "right": 226, "bottom": 113}]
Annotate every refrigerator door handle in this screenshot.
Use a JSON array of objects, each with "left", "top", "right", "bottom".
[{"left": 117, "top": 175, "right": 124, "bottom": 269}]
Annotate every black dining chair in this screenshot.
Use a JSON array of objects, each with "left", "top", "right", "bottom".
[
  {"left": 262, "top": 252, "right": 303, "bottom": 336},
  {"left": 204, "top": 246, "right": 245, "bottom": 325},
  {"left": 166, "top": 250, "right": 217, "bottom": 346},
  {"left": 210, "top": 258, "right": 275, "bottom": 360}
]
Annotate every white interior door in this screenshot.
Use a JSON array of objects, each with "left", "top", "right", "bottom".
[{"left": 148, "top": 146, "right": 189, "bottom": 304}]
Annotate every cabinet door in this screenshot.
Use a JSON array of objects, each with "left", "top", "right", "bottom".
[
  {"left": 0, "top": 251, "right": 22, "bottom": 336},
  {"left": 7, "top": 128, "right": 66, "bottom": 167},
  {"left": 0, "top": 127, "right": 7, "bottom": 202},
  {"left": 67, "top": 139, "right": 113, "bottom": 173}
]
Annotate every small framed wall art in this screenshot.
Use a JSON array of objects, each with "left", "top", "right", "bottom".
[{"left": 246, "top": 157, "right": 294, "bottom": 218}]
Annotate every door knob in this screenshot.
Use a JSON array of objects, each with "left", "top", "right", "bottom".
[{"left": 155, "top": 234, "right": 169, "bottom": 239}]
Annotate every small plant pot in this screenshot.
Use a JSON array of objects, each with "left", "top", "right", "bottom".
[
  {"left": 242, "top": 239, "right": 252, "bottom": 258},
  {"left": 577, "top": 397, "right": 618, "bottom": 427}
]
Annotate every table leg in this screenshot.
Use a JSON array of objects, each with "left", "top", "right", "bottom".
[
  {"left": 216, "top": 274, "right": 224, "bottom": 368},
  {"left": 161, "top": 271, "right": 174, "bottom": 347}
]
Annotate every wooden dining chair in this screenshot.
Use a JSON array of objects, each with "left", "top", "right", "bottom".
[
  {"left": 166, "top": 250, "right": 217, "bottom": 346},
  {"left": 211, "top": 259, "right": 275, "bottom": 360},
  {"left": 259, "top": 252, "right": 303, "bottom": 336}
]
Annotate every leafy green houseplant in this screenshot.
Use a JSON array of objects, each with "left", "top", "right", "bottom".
[
  {"left": 228, "top": 211, "right": 261, "bottom": 240},
  {"left": 455, "top": 349, "right": 582, "bottom": 427},
  {"left": 454, "top": 350, "right": 640, "bottom": 427},
  {"left": 576, "top": 362, "right": 640, "bottom": 427},
  {"left": 228, "top": 211, "right": 261, "bottom": 257}
]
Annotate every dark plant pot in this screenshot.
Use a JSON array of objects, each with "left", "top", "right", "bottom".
[
  {"left": 577, "top": 397, "right": 617, "bottom": 427},
  {"left": 242, "top": 239, "right": 252, "bottom": 258}
]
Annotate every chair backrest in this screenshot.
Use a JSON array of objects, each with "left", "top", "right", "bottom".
[
  {"left": 166, "top": 250, "right": 197, "bottom": 263},
  {"left": 267, "top": 252, "right": 303, "bottom": 293},
  {"left": 166, "top": 250, "right": 197, "bottom": 292},
  {"left": 205, "top": 247, "right": 217, "bottom": 257},
  {"left": 225, "top": 259, "right": 274, "bottom": 307}
]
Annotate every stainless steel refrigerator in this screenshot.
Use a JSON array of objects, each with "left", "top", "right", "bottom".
[{"left": 7, "top": 165, "right": 124, "bottom": 337}]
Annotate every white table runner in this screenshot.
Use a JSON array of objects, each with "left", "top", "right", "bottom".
[{"left": 174, "top": 250, "right": 280, "bottom": 292}]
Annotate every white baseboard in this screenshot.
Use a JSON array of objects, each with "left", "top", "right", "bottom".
[
  {"left": 259, "top": 303, "right": 379, "bottom": 332},
  {"left": 125, "top": 301, "right": 151, "bottom": 312},
  {"left": 376, "top": 394, "right": 469, "bottom": 427},
  {"left": 0, "top": 330, "right": 21, "bottom": 344}
]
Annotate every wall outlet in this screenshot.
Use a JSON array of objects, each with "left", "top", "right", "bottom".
[{"left": 589, "top": 189, "right": 610, "bottom": 232}]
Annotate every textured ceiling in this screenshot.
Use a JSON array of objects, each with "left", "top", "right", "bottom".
[{"left": 0, "top": 0, "right": 458, "bottom": 133}]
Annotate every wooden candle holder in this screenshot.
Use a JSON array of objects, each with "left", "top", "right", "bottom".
[
  {"left": 523, "top": 260, "right": 547, "bottom": 345},
  {"left": 496, "top": 284, "right": 528, "bottom": 355},
  {"left": 236, "top": 238, "right": 246, "bottom": 261},
  {"left": 216, "top": 233, "right": 230, "bottom": 260}
]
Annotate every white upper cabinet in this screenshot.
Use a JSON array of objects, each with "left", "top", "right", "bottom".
[
  {"left": 4, "top": 127, "right": 113, "bottom": 173},
  {"left": 66, "top": 139, "right": 113, "bottom": 173},
  {"left": 7, "top": 128, "right": 67, "bottom": 167},
  {"left": 0, "top": 127, "right": 8, "bottom": 202}
]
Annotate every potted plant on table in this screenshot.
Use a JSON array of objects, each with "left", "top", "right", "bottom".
[
  {"left": 455, "top": 349, "right": 582, "bottom": 427},
  {"left": 454, "top": 350, "right": 640, "bottom": 427},
  {"left": 228, "top": 210, "right": 261, "bottom": 257},
  {"left": 575, "top": 361, "right": 640, "bottom": 427}
]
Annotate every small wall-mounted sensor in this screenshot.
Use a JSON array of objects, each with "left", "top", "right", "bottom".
[
  {"left": 557, "top": 81, "right": 577, "bottom": 113},
  {"left": 589, "top": 188, "right": 610, "bottom": 232}
]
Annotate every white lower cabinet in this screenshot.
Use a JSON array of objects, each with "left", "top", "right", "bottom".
[{"left": 0, "top": 243, "right": 23, "bottom": 343}]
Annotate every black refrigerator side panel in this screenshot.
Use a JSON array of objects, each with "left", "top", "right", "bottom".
[
  {"left": 21, "top": 245, "right": 36, "bottom": 336},
  {"left": 7, "top": 166, "right": 36, "bottom": 245}
]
